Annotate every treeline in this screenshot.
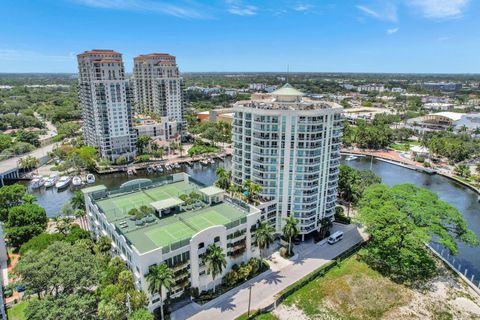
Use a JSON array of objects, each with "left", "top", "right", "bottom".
[{"left": 421, "top": 132, "right": 480, "bottom": 162}]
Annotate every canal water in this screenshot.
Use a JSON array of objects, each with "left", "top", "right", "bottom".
[
  {"left": 346, "top": 156, "right": 480, "bottom": 281},
  {"left": 25, "top": 155, "right": 480, "bottom": 281},
  {"left": 25, "top": 158, "right": 232, "bottom": 218}
]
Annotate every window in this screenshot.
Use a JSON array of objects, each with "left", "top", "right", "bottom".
[
  {"left": 214, "top": 236, "right": 220, "bottom": 243},
  {"left": 198, "top": 242, "right": 204, "bottom": 249}
]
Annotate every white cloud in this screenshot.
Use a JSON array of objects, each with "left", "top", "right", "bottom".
[
  {"left": 407, "top": 0, "right": 469, "bottom": 19},
  {"left": 71, "top": 0, "right": 207, "bottom": 19},
  {"left": 356, "top": 3, "right": 398, "bottom": 22},
  {"left": 294, "top": 3, "right": 312, "bottom": 12},
  {"left": 0, "top": 49, "right": 75, "bottom": 62},
  {"left": 386, "top": 27, "right": 399, "bottom": 35},
  {"left": 228, "top": 5, "right": 257, "bottom": 16}
]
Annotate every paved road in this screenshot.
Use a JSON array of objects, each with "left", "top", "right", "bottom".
[
  {"left": 0, "top": 143, "right": 58, "bottom": 174},
  {"left": 172, "top": 224, "right": 366, "bottom": 320}
]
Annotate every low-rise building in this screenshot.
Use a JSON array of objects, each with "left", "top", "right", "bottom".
[
  {"left": 134, "top": 117, "right": 178, "bottom": 141},
  {"left": 83, "top": 173, "right": 260, "bottom": 310}
]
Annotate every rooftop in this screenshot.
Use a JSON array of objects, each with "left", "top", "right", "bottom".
[
  {"left": 234, "top": 83, "right": 342, "bottom": 111},
  {"left": 271, "top": 83, "right": 304, "bottom": 97},
  {"left": 91, "top": 179, "right": 249, "bottom": 254}
]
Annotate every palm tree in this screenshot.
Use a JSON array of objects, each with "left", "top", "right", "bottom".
[
  {"left": 215, "top": 167, "right": 231, "bottom": 190},
  {"left": 202, "top": 244, "right": 226, "bottom": 293},
  {"left": 283, "top": 216, "right": 299, "bottom": 256},
  {"left": 319, "top": 217, "right": 333, "bottom": 239},
  {"left": 177, "top": 143, "right": 184, "bottom": 158},
  {"left": 157, "top": 148, "right": 165, "bottom": 160},
  {"left": 255, "top": 222, "right": 275, "bottom": 257},
  {"left": 146, "top": 263, "right": 175, "bottom": 320},
  {"left": 18, "top": 156, "right": 39, "bottom": 172},
  {"left": 70, "top": 191, "right": 85, "bottom": 211},
  {"left": 169, "top": 141, "right": 177, "bottom": 155},
  {"left": 243, "top": 179, "right": 262, "bottom": 204}
]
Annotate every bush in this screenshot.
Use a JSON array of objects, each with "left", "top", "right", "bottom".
[
  {"left": 414, "top": 155, "right": 425, "bottom": 163},
  {"left": 116, "top": 156, "right": 127, "bottom": 165},
  {"left": 335, "top": 210, "right": 351, "bottom": 224},
  {"left": 424, "top": 161, "right": 431, "bottom": 168},
  {"left": 136, "top": 154, "right": 150, "bottom": 162},
  {"left": 187, "top": 141, "right": 220, "bottom": 156}
]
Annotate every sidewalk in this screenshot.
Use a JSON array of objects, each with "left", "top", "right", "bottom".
[{"left": 172, "top": 224, "right": 366, "bottom": 320}]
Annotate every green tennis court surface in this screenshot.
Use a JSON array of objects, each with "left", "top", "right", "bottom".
[
  {"left": 93, "top": 180, "right": 248, "bottom": 253},
  {"left": 120, "top": 203, "right": 246, "bottom": 253},
  {"left": 96, "top": 181, "right": 197, "bottom": 220}
]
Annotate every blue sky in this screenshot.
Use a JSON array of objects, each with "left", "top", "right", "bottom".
[{"left": 0, "top": 0, "right": 479, "bottom": 73}]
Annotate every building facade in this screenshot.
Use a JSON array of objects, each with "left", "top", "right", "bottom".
[
  {"left": 82, "top": 173, "right": 260, "bottom": 310},
  {"left": 232, "top": 84, "right": 343, "bottom": 238},
  {"left": 133, "top": 53, "right": 185, "bottom": 123},
  {"left": 77, "top": 50, "right": 136, "bottom": 161},
  {"left": 134, "top": 117, "right": 179, "bottom": 141}
]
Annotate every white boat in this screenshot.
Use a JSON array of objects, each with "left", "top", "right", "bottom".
[
  {"left": 345, "top": 155, "right": 358, "bottom": 161},
  {"left": 55, "top": 176, "right": 71, "bottom": 189},
  {"left": 200, "top": 160, "right": 209, "bottom": 165},
  {"left": 147, "top": 166, "right": 154, "bottom": 173},
  {"left": 72, "top": 176, "right": 82, "bottom": 187},
  {"left": 127, "top": 169, "right": 134, "bottom": 176},
  {"left": 156, "top": 165, "right": 163, "bottom": 173},
  {"left": 44, "top": 174, "right": 58, "bottom": 188},
  {"left": 30, "top": 176, "right": 45, "bottom": 189},
  {"left": 209, "top": 158, "right": 215, "bottom": 164},
  {"left": 173, "top": 163, "right": 180, "bottom": 169},
  {"left": 86, "top": 174, "right": 95, "bottom": 184},
  {"left": 165, "top": 164, "right": 171, "bottom": 171}
]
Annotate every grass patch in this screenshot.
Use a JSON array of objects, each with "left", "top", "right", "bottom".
[
  {"left": 236, "top": 311, "right": 278, "bottom": 320},
  {"left": 7, "top": 300, "right": 29, "bottom": 320},
  {"left": 281, "top": 255, "right": 411, "bottom": 319}
]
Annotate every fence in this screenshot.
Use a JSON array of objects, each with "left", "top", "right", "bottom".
[{"left": 428, "top": 243, "right": 480, "bottom": 295}]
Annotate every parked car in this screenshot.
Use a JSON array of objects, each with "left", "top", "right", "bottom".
[{"left": 327, "top": 231, "right": 344, "bottom": 245}]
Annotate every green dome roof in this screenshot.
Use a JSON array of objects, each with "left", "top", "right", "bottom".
[{"left": 271, "top": 83, "right": 304, "bottom": 97}]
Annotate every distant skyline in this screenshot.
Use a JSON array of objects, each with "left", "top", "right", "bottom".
[{"left": 0, "top": 0, "right": 478, "bottom": 73}]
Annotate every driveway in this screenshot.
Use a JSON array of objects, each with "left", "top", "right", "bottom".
[{"left": 172, "top": 224, "right": 367, "bottom": 320}]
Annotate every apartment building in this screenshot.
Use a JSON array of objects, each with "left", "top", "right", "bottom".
[
  {"left": 232, "top": 84, "right": 343, "bottom": 238},
  {"left": 134, "top": 117, "right": 179, "bottom": 141},
  {"left": 82, "top": 173, "right": 260, "bottom": 310},
  {"left": 133, "top": 53, "right": 185, "bottom": 123},
  {"left": 77, "top": 49, "right": 136, "bottom": 161}
]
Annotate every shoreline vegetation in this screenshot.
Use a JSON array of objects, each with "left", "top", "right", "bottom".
[{"left": 342, "top": 149, "right": 480, "bottom": 196}]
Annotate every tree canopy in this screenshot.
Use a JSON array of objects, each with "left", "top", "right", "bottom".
[
  {"left": 357, "top": 184, "right": 478, "bottom": 282},
  {"left": 5, "top": 203, "right": 47, "bottom": 248}
]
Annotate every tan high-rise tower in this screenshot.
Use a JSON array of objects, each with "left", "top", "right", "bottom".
[
  {"left": 77, "top": 49, "right": 136, "bottom": 161},
  {"left": 132, "top": 53, "right": 184, "bottom": 123}
]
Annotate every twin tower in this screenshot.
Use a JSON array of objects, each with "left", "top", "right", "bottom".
[{"left": 77, "top": 49, "right": 184, "bottom": 161}]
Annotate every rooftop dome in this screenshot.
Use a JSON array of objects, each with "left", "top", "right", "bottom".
[
  {"left": 271, "top": 83, "right": 304, "bottom": 96},
  {"left": 271, "top": 83, "right": 304, "bottom": 102}
]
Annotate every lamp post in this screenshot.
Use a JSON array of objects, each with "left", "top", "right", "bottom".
[{"left": 247, "top": 284, "right": 252, "bottom": 317}]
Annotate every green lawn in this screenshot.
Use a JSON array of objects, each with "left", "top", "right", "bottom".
[
  {"left": 7, "top": 300, "right": 29, "bottom": 320},
  {"left": 236, "top": 311, "right": 278, "bottom": 320},
  {"left": 281, "top": 255, "right": 411, "bottom": 319},
  {"left": 390, "top": 141, "right": 420, "bottom": 151}
]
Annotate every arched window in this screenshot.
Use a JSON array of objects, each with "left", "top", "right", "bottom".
[
  {"left": 198, "top": 242, "right": 204, "bottom": 249},
  {"left": 214, "top": 236, "right": 220, "bottom": 243}
]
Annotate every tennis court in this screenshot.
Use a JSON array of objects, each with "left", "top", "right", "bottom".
[
  {"left": 143, "top": 181, "right": 198, "bottom": 201},
  {"left": 96, "top": 181, "right": 197, "bottom": 220},
  {"left": 145, "top": 220, "right": 195, "bottom": 248}
]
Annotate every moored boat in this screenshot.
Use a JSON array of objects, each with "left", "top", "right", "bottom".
[
  {"left": 55, "top": 176, "right": 71, "bottom": 189},
  {"left": 72, "top": 176, "right": 82, "bottom": 187},
  {"left": 86, "top": 174, "right": 95, "bottom": 184}
]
